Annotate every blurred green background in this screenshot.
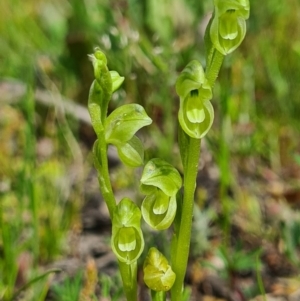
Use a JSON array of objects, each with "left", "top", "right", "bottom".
[{"left": 1, "top": 0, "right": 300, "bottom": 300}]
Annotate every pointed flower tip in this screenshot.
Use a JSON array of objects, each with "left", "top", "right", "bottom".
[
  {"left": 94, "top": 48, "right": 107, "bottom": 62},
  {"left": 87, "top": 53, "right": 95, "bottom": 62},
  {"left": 88, "top": 48, "right": 107, "bottom": 68},
  {"left": 176, "top": 60, "right": 206, "bottom": 99}
]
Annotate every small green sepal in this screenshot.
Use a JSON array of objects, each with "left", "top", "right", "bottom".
[
  {"left": 116, "top": 136, "right": 144, "bottom": 167},
  {"left": 143, "top": 247, "right": 176, "bottom": 292},
  {"left": 111, "top": 198, "right": 144, "bottom": 264},
  {"left": 105, "top": 104, "right": 152, "bottom": 145},
  {"left": 176, "top": 60, "right": 214, "bottom": 139},
  {"left": 89, "top": 48, "right": 108, "bottom": 83},
  {"left": 210, "top": 0, "right": 250, "bottom": 55},
  {"left": 110, "top": 71, "right": 125, "bottom": 93}
]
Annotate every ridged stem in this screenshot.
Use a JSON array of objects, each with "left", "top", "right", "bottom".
[
  {"left": 94, "top": 129, "right": 116, "bottom": 218},
  {"left": 206, "top": 48, "right": 224, "bottom": 88},
  {"left": 171, "top": 137, "right": 201, "bottom": 301},
  {"left": 151, "top": 290, "right": 165, "bottom": 301},
  {"left": 118, "top": 260, "right": 138, "bottom": 301}
]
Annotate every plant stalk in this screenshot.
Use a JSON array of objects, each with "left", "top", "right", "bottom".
[
  {"left": 94, "top": 130, "right": 116, "bottom": 218},
  {"left": 206, "top": 48, "right": 224, "bottom": 88},
  {"left": 151, "top": 290, "right": 166, "bottom": 301},
  {"left": 118, "top": 260, "right": 138, "bottom": 301},
  {"left": 171, "top": 137, "right": 201, "bottom": 301}
]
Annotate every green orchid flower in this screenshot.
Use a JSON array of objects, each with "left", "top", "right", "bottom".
[
  {"left": 176, "top": 60, "right": 213, "bottom": 139},
  {"left": 140, "top": 159, "right": 182, "bottom": 230},
  {"left": 210, "top": 0, "right": 250, "bottom": 55},
  {"left": 111, "top": 198, "right": 144, "bottom": 264}
]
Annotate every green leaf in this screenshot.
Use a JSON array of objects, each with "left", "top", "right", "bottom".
[
  {"left": 116, "top": 136, "right": 144, "bottom": 167},
  {"left": 140, "top": 158, "right": 182, "bottom": 197},
  {"left": 110, "top": 71, "right": 125, "bottom": 93},
  {"left": 143, "top": 248, "right": 176, "bottom": 292},
  {"left": 11, "top": 268, "right": 61, "bottom": 301},
  {"left": 142, "top": 193, "right": 177, "bottom": 230},
  {"left": 105, "top": 104, "right": 152, "bottom": 145},
  {"left": 111, "top": 198, "right": 144, "bottom": 264}
]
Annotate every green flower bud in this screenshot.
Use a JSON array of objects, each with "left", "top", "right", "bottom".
[
  {"left": 140, "top": 159, "right": 182, "bottom": 230},
  {"left": 88, "top": 48, "right": 125, "bottom": 132},
  {"left": 143, "top": 247, "right": 176, "bottom": 292},
  {"left": 111, "top": 198, "right": 144, "bottom": 264},
  {"left": 210, "top": 0, "right": 250, "bottom": 55},
  {"left": 88, "top": 48, "right": 112, "bottom": 109},
  {"left": 176, "top": 60, "right": 213, "bottom": 139}
]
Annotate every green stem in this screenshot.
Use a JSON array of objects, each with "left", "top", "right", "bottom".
[
  {"left": 219, "top": 121, "right": 231, "bottom": 247},
  {"left": 151, "top": 290, "right": 165, "bottom": 301},
  {"left": 206, "top": 48, "right": 224, "bottom": 88},
  {"left": 170, "top": 48, "right": 224, "bottom": 300},
  {"left": 206, "top": 48, "right": 227, "bottom": 242},
  {"left": 256, "top": 254, "right": 267, "bottom": 301},
  {"left": 171, "top": 137, "right": 201, "bottom": 301},
  {"left": 118, "top": 260, "right": 138, "bottom": 301},
  {"left": 94, "top": 129, "right": 116, "bottom": 218}
]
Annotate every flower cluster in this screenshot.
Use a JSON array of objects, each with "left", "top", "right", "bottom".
[{"left": 88, "top": 48, "right": 152, "bottom": 168}]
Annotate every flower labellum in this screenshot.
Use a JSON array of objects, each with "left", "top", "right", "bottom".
[
  {"left": 140, "top": 159, "right": 182, "bottom": 230},
  {"left": 176, "top": 60, "right": 213, "bottom": 139},
  {"left": 111, "top": 198, "right": 144, "bottom": 264},
  {"left": 210, "top": 0, "right": 250, "bottom": 55}
]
